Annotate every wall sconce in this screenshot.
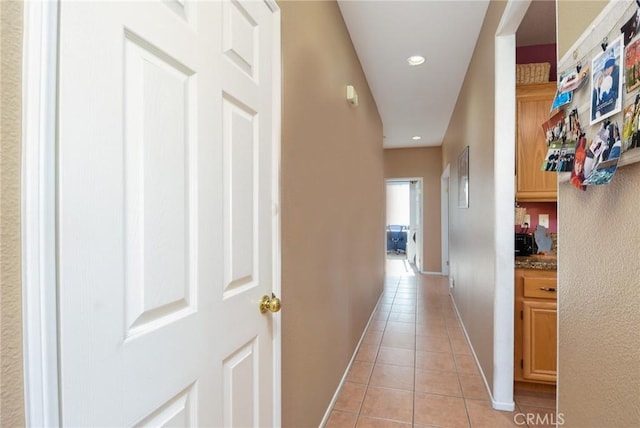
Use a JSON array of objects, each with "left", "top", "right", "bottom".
[{"left": 346, "top": 85, "right": 358, "bottom": 107}]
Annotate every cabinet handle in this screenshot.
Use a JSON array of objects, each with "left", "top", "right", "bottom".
[{"left": 539, "top": 287, "right": 556, "bottom": 292}]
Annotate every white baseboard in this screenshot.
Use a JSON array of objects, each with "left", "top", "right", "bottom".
[
  {"left": 420, "top": 271, "right": 444, "bottom": 276},
  {"left": 449, "top": 295, "right": 515, "bottom": 412},
  {"left": 318, "top": 292, "right": 384, "bottom": 427},
  {"left": 492, "top": 400, "right": 516, "bottom": 411}
]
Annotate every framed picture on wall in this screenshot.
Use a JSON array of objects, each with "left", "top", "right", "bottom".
[{"left": 458, "top": 146, "right": 469, "bottom": 208}]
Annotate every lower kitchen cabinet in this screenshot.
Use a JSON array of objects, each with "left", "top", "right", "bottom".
[
  {"left": 522, "top": 300, "right": 557, "bottom": 382},
  {"left": 515, "top": 268, "right": 557, "bottom": 388}
]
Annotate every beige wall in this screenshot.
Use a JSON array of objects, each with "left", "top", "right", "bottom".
[
  {"left": 384, "top": 147, "right": 442, "bottom": 273},
  {"left": 439, "top": 0, "right": 507, "bottom": 394},
  {"left": 0, "top": 0, "right": 25, "bottom": 426},
  {"left": 556, "top": 0, "right": 609, "bottom": 60},
  {"left": 279, "top": 1, "right": 385, "bottom": 426},
  {"left": 557, "top": 1, "right": 640, "bottom": 426}
]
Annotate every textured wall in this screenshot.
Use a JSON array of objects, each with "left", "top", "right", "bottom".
[
  {"left": 439, "top": 0, "right": 507, "bottom": 396},
  {"left": 279, "top": 1, "right": 385, "bottom": 426},
  {"left": 384, "top": 147, "right": 443, "bottom": 273},
  {"left": 0, "top": 0, "right": 25, "bottom": 426},
  {"left": 558, "top": 164, "right": 640, "bottom": 427},
  {"left": 557, "top": 1, "right": 640, "bottom": 426}
]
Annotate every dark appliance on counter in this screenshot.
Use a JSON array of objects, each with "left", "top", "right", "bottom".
[{"left": 515, "top": 233, "right": 538, "bottom": 256}]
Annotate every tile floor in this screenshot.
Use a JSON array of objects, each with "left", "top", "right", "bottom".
[{"left": 325, "top": 259, "right": 557, "bottom": 428}]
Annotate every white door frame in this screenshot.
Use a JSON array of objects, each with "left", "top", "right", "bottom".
[
  {"left": 269, "top": 2, "right": 283, "bottom": 424},
  {"left": 21, "top": 2, "right": 282, "bottom": 425},
  {"left": 21, "top": 1, "right": 60, "bottom": 425},
  {"left": 492, "top": 0, "right": 530, "bottom": 411},
  {"left": 385, "top": 177, "right": 423, "bottom": 272},
  {"left": 440, "top": 164, "right": 450, "bottom": 277}
]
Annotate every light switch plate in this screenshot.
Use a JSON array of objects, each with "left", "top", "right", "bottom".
[{"left": 539, "top": 214, "right": 549, "bottom": 228}]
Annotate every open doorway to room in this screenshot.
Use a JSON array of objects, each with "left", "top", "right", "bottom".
[
  {"left": 385, "top": 178, "right": 423, "bottom": 273},
  {"left": 512, "top": 0, "right": 559, "bottom": 413},
  {"left": 441, "top": 165, "right": 450, "bottom": 278},
  {"left": 492, "top": 0, "right": 558, "bottom": 414}
]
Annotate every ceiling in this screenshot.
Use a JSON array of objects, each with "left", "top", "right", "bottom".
[{"left": 337, "top": 0, "right": 557, "bottom": 149}]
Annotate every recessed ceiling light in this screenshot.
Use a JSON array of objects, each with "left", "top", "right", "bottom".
[
  {"left": 407, "top": 55, "right": 425, "bottom": 66},
  {"left": 412, "top": 136, "right": 422, "bottom": 140}
]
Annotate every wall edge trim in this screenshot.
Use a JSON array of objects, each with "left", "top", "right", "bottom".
[{"left": 21, "top": 1, "right": 60, "bottom": 425}]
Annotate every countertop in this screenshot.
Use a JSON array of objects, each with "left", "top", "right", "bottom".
[{"left": 515, "top": 254, "right": 557, "bottom": 270}]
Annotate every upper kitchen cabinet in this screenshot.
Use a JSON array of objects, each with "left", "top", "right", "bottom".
[{"left": 516, "top": 82, "right": 558, "bottom": 202}]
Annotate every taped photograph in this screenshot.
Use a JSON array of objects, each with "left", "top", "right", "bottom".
[{"left": 591, "top": 35, "right": 624, "bottom": 125}]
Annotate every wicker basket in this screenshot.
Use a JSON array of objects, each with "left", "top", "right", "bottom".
[{"left": 516, "top": 62, "right": 551, "bottom": 84}]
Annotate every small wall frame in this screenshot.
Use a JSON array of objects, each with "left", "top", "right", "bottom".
[{"left": 458, "top": 146, "right": 469, "bottom": 208}]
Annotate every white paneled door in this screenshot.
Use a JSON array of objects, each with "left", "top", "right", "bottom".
[{"left": 57, "top": 1, "right": 280, "bottom": 426}]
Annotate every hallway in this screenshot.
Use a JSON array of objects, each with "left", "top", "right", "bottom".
[{"left": 325, "top": 260, "right": 556, "bottom": 427}]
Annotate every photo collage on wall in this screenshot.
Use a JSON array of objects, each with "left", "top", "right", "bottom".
[
  {"left": 540, "top": 109, "right": 579, "bottom": 173},
  {"left": 550, "top": 3, "right": 640, "bottom": 190}
]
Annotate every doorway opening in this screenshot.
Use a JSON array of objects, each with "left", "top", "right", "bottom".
[
  {"left": 440, "top": 165, "right": 450, "bottom": 277},
  {"left": 385, "top": 178, "right": 422, "bottom": 274},
  {"left": 494, "top": 0, "right": 558, "bottom": 412}
]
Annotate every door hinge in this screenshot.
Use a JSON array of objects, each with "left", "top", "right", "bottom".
[
  {"left": 520, "top": 310, "right": 523, "bottom": 320},
  {"left": 520, "top": 359, "right": 523, "bottom": 369}
]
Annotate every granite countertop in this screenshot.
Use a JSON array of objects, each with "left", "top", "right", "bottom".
[
  {"left": 515, "top": 232, "right": 557, "bottom": 270},
  {"left": 515, "top": 255, "right": 557, "bottom": 270}
]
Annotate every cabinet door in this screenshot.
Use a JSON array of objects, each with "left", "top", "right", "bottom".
[
  {"left": 522, "top": 300, "right": 557, "bottom": 382},
  {"left": 516, "top": 83, "right": 558, "bottom": 202}
]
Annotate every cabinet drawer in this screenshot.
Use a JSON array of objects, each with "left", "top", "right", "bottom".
[{"left": 523, "top": 277, "right": 557, "bottom": 299}]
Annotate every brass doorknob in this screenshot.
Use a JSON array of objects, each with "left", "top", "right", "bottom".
[{"left": 260, "top": 293, "right": 281, "bottom": 313}]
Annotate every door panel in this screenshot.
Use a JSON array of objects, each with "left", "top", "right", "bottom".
[
  {"left": 123, "top": 30, "right": 197, "bottom": 337},
  {"left": 223, "top": 95, "right": 258, "bottom": 296},
  {"left": 57, "top": 1, "right": 279, "bottom": 426},
  {"left": 135, "top": 384, "right": 196, "bottom": 427},
  {"left": 223, "top": 339, "right": 259, "bottom": 427},
  {"left": 223, "top": 0, "right": 258, "bottom": 79},
  {"left": 522, "top": 300, "right": 557, "bottom": 382}
]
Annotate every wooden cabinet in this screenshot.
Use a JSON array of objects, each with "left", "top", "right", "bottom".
[
  {"left": 516, "top": 83, "right": 558, "bottom": 202},
  {"left": 522, "top": 300, "right": 557, "bottom": 382},
  {"left": 515, "top": 268, "right": 557, "bottom": 387}
]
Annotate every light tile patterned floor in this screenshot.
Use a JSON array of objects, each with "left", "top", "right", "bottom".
[{"left": 325, "top": 259, "right": 556, "bottom": 428}]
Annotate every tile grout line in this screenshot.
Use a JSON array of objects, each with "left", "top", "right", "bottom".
[
  {"left": 356, "top": 274, "right": 401, "bottom": 425},
  {"left": 342, "top": 269, "right": 529, "bottom": 427},
  {"left": 344, "top": 268, "right": 556, "bottom": 428}
]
